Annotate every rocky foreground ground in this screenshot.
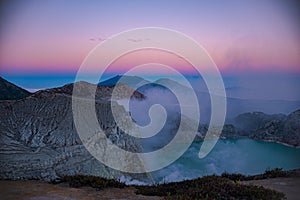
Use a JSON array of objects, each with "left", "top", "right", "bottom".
[
  {"left": 242, "top": 177, "right": 300, "bottom": 200},
  {"left": 1, "top": 169, "right": 299, "bottom": 200},
  {"left": 0, "top": 180, "right": 161, "bottom": 200}
]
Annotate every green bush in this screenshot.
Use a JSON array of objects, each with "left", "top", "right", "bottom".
[
  {"left": 60, "top": 169, "right": 288, "bottom": 200},
  {"left": 221, "top": 172, "right": 247, "bottom": 181},
  {"left": 264, "top": 168, "right": 287, "bottom": 178},
  {"left": 222, "top": 168, "right": 288, "bottom": 181},
  {"left": 61, "top": 175, "right": 125, "bottom": 189},
  {"left": 136, "top": 175, "right": 285, "bottom": 200}
]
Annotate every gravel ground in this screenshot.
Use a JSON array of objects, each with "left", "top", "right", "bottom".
[
  {"left": 243, "top": 177, "right": 300, "bottom": 200},
  {"left": 0, "top": 180, "right": 162, "bottom": 200}
]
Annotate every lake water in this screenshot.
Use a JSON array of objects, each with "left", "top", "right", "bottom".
[{"left": 149, "top": 139, "right": 300, "bottom": 183}]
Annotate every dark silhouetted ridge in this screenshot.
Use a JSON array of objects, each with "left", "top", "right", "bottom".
[{"left": 0, "top": 77, "right": 31, "bottom": 100}]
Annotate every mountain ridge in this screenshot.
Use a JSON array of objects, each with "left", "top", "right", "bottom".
[
  {"left": 98, "top": 75, "right": 149, "bottom": 88},
  {"left": 0, "top": 77, "right": 31, "bottom": 100},
  {"left": 0, "top": 76, "right": 299, "bottom": 182},
  {"left": 0, "top": 80, "right": 148, "bottom": 181}
]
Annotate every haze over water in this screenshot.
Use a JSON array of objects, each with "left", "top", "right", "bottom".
[{"left": 132, "top": 139, "right": 300, "bottom": 184}]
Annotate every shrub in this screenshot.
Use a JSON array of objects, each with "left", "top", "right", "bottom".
[
  {"left": 135, "top": 175, "right": 285, "bottom": 200},
  {"left": 61, "top": 175, "right": 125, "bottom": 189}
]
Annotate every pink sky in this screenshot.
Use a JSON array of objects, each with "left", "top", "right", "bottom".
[{"left": 0, "top": 0, "right": 299, "bottom": 75}]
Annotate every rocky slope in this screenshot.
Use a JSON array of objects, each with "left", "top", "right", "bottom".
[
  {"left": 196, "top": 110, "right": 300, "bottom": 147},
  {"left": 0, "top": 77, "right": 31, "bottom": 100},
  {"left": 0, "top": 82, "right": 147, "bottom": 181},
  {"left": 252, "top": 110, "right": 300, "bottom": 146}
]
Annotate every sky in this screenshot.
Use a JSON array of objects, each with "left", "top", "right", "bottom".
[{"left": 0, "top": 0, "right": 299, "bottom": 97}]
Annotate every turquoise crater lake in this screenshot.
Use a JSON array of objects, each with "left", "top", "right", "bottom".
[{"left": 151, "top": 139, "right": 300, "bottom": 183}]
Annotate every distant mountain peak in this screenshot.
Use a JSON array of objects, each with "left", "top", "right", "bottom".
[{"left": 98, "top": 75, "right": 149, "bottom": 88}]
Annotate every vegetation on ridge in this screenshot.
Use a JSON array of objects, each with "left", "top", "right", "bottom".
[
  {"left": 221, "top": 167, "right": 288, "bottom": 182},
  {"left": 60, "top": 168, "right": 288, "bottom": 199},
  {"left": 135, "top": 175, "right": 285, "bottom": 200},
  {"left": 61, "top": 175, "right": 125, "bottom": 189}
]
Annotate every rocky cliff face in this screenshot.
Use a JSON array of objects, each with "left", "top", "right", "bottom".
[
  {"left": 216, "top": 110, "right": 300, "bottom": 146},
  {"left": 233, "top": 112, "right": 287, "bottom": 135},
  {"left": 0, "top": 82, "right": 147, "bottom": 181},
  {"left": 194, "top": 110, "right": 300, "bottom": 147},
  {"left": 253, "top": 110, "right": 300, "bottom": 146}
]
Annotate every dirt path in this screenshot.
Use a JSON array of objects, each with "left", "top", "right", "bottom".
[
  {"left": 0, "top": 180, "right": 162, "bottom": 200},
  {"left": 243, "top": 177, "right": 300, "bottom": 200}
]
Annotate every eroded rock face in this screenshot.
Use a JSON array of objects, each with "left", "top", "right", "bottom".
[
  {"left": 224, "top": 110, "right": 300, "bottom": 146},
  {"left": 233, "top": 112, "right": 287, "bottom": 135},
  {"left": 283, "top": 110, "right": 300, "bottom": 145},
  {"left": 0, "top": 83, "right": 148, "bottom": 181},
  {"left": 254, "top": 110, "right": 300, "bottom": 146},
  {"left": 194, "top": 110, "right": 300, "bottom": 147}
]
